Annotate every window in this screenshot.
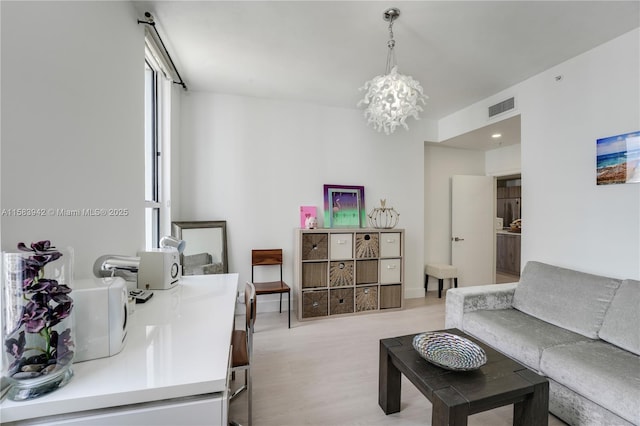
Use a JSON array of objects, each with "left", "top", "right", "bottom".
[{"left": 144, "top": 44, "right": 171, "bottom": 249}]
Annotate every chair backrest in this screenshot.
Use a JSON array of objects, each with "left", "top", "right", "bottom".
[
  {"left": 251, "top": 249, "right": 283, "bottom": 266},
  {"left": 245, "top": 281, "right": 256, "bottom": 329},
  {"left": 244, "top": 282, "right": 256, "bottom": 360},
  {"left": 251, "top": 249, "right": 283, "bottom": 282}
]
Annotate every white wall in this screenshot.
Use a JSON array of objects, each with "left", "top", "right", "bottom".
[
  {"left": 1, "top": 1, "right": 145, "bottom": 279},
  {"left": 423, "top": 145, "right": 485, "bottom": 271},
  {"left": 179, "top": 92, "right": 434, "bottom": 307},
  {"left": 520, "top": 29, "right": 640, "bottom": 278},
  {"left": 439, "top": 29, "right": 640, "bottom": 279},
  {"left": 486, "top": 144, "right": 521, "bottom": 177}
]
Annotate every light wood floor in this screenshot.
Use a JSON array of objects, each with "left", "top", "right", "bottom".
[
  {"left": 229, "top": 292, "right": 566, "bottom": 426},
  {"left": 496, "top": 271, "right": 520, "bottom": 284}
]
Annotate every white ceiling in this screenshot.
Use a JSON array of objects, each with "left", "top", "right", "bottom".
[
  {"left": 133, "top": 1, "right": 639, "bottom": 147},
  {"left": 432, "top": 114, "right": 522, "bottom": 151}
]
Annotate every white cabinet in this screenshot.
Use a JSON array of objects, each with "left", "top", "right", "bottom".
[
  {"left": 1, "top": 275, "right": 238, "bottom": 425},
  {"left": 39, "top": 393, "right": 227, "bottom": 425},
  {"left": 295, "top": 228, "right": 404, "bottom": 321}
]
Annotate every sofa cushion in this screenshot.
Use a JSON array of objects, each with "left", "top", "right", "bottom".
[
  {"left": 463, "top": 308, "right": 591, "bottom": 371},
  {"left": 548, "top": 379, "right": 636, "bottom": 426},
  {"left": 540, "top": 340, "right": 640, "bottom": 425},
  {"left": 512, "top": 261, "right": 621, "bottom": 338},
  {"left": 599, "top": 279, "right": 640, "bottom": 355}
]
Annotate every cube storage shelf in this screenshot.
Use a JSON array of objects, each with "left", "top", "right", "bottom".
[{"left": 295, "top": 228, "right": 404, "bottom": 321}]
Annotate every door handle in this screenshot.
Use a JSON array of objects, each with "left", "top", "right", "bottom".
[{"left": 452, "top": 237, "right": 465, "bottom": 242}]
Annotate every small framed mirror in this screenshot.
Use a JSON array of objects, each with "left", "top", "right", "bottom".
[{"left": 172, "top": 221, "right": 228, "bottom": 275}]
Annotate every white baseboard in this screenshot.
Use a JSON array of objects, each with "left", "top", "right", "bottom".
[{"left": 405, "top": 287, "right": 427, "bottom": 299}]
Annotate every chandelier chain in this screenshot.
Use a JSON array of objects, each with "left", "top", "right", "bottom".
[
  {"left": 358, "top": 7, "right": 428, "bottom": 134},
  {"left": 385, "top": 18, "right": 397, "bottom": 74}
]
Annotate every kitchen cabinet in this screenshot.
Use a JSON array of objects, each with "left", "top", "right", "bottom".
[
  {"left": 497, "top": 183, "right": 521, "bottom": 199},
  {"left": 496, "top": 232, "right": 521, "bottom": 275},
  {"left": 507, "top": 185, "right": 521, "bottom": 198},
  {"left": 496, "top": 181, "right": 521, "bottom": 227},
  {"left": 496, "top": 177, "right": 521, "bottom": 277},
  {"left": 497, "top": 198, "right": 521, "bottom": 227}
]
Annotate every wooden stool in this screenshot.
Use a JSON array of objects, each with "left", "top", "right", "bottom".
[{"left": 424, "top": 263, "right": 458, "bottom": 298}]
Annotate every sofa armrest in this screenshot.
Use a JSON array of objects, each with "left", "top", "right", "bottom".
[{"left": 445, "top": 282, "right": 518, "bottom": 330}]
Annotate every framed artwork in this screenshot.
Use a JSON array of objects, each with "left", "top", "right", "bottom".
[
  {"left": 596, "top": 131, "right": 640, "bottom": 185},
  {"left": 323, "top": 185, "right": 366, "bottom": 228},
  {"left": 299, "top": 206, "right": 317, "bottom": 228}
]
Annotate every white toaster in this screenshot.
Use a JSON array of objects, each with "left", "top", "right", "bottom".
[
  {"left": 136, "top": 248, "right": 181, "bottom": 290},
  {"left": 73, "top": 277, "right": 128, "bottom": 362}
]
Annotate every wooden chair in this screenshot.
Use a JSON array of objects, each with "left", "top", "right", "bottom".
[
  {"left": 230, "top": 282, "right": 256, "bottom": 426},
  {"left": 251, "top": 249, "right": 291, "bottom": 328}
]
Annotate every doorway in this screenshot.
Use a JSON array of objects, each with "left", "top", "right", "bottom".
[
  {"left": 425, "top": 114, "right": 521, "bottom": 289},
  {"left": 495, "top": 175, "right": 521, "bottom": 283}
]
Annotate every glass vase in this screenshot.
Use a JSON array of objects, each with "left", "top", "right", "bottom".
[{"left": 1, "top": 245, "right": 75, "bottom": 401}]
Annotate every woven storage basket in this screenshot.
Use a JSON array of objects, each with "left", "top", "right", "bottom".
[
  {"left": 302, "top": 262, "right": 328, "bottom": 289},
  {"left": 355, "top": 285, "right": 378, "bottom": 312},
  {"left": 302, "top": 233, "right": 328, "bottom": 260},
  {"left": 412, "top": 332, "right": 487, "bottom": 371},
  {"left": 330, "top": 261, "right": 354, "bottom": 287},
  {"left": 329, "top": 288, "right": 354, "bottom": 315},
  {"left": 380, "top": 284, "right": 402, "bottom": 309},
  {"left": 302, "top": 290, "right": 328, "bottom": 318},
  {"left": 355, "top": 233, "right": 379, "bottom": 258},
  {"left": 356, "top": 259, "right": 378, "bottom": 284}
]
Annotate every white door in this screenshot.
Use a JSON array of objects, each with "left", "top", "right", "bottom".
[{"left": 451, "top": 175, "right": 495, "bottom": 286}]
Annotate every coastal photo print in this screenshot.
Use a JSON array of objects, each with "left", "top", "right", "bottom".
[{"left": 596, "top": 131, "right": 640, "bottom": 185}]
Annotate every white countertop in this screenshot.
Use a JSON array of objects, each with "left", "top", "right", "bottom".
[
  {"left": 496, "top": 229, "right": 521, "bottom": 236},
  {"left": 1, "top": 273, "right": 239, "bottom": 423}
]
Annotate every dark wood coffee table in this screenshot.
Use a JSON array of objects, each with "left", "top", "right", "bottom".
[{"left": 379, "top": 328, "right": 548, "bottom": 426}]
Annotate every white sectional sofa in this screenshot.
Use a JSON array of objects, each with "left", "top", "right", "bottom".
[{"left": 445, "top": 261, "right": 640, "bottom": 426}]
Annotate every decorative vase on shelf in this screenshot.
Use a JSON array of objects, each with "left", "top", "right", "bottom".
[
  {"left": 367, "top": 199, "right": 400, "bottom": 229},
  {"left": 1, "top": 241, "right": 75, "bottom": 401}
]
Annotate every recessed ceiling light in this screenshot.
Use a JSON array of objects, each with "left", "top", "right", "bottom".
[{"left": 491, "top": 133, "right": 502, "bottom": 139}]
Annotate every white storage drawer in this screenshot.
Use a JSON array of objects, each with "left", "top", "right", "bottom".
[
  {"left": 380, "top": 233, "right": 401, "bottom": 257},
  {"left": 39, "top": 394, "right": 227, "bottom": 425},
  {"left": 380, "top": 258, "right": 401, "bottom": 284},
  {"left": 330, "top": 233, "right": 353, "bottom": 259}
]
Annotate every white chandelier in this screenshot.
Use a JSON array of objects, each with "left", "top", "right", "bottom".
[{"left": 358, "top": 8, "right": 428, "bottom": 135}]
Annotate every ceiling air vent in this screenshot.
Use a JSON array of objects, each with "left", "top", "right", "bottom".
[{"left": 488, "top": 97, "right": 515, "bottom": 118}]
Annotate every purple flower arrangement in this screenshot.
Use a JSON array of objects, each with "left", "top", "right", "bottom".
[{"left": 3, "top": 240, "right": 74, "bottom": 387}]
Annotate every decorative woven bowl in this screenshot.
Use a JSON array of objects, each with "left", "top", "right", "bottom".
[{"left": 412, "top": 332, "right": 487, "bottom": 371}]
